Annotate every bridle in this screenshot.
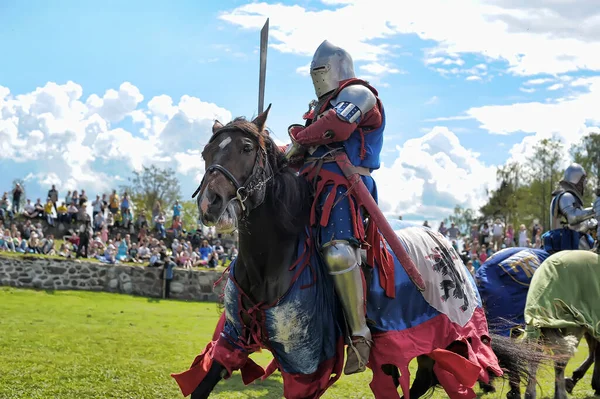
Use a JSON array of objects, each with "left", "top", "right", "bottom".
[{"left": 192, "top": 126, "right": 274, "bottom": 219}]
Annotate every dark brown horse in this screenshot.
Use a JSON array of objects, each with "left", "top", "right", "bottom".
[{"left": 181, "top": 107, "right": 547, "bottom": 399}]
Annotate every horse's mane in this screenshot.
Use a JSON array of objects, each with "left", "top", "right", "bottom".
[{"left": 205, "top": 117, "right": 312, "bottom": 235}]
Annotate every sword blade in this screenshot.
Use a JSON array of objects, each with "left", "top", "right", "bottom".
[{"left": 258, "top": 18, "right": 269, "bottom": 114}]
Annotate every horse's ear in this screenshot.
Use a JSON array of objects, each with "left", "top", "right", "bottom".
[
  {"left": 252, "top": 103, "right": 271, "bottom": 132},
  {"left": 212, "top": 120, "right": 224, "bottom": 134}
]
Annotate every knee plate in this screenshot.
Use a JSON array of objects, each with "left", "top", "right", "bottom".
[{"left": 322, "top": 240, "right": 361, "bottom": 274}]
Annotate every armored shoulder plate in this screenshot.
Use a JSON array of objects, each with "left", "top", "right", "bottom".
[{"left": 332, "top": 84, "right": 377, "bottom": 116}]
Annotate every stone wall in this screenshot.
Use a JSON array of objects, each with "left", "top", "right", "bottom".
[{"left": 0, "top": 255, "right": 227, "bottom": 301}]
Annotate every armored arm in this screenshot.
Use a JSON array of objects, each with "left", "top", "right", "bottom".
[
  {"left": 292, "top": 85, "right": 378, "bottom": 147},
  {"left": 559, "top": 192, "right": 596, "bottom": 228}
]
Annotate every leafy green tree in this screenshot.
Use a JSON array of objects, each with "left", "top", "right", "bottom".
[
  {"left": 120, "top": 165, "right": 182, "bottom": 217},
  {"left": 570, "top": 131, "right": 600, "bottom": 206},
  {"left": 525, "top": 137, "right": 564, "bottom": 229},
  {"left": 447, "top": 205, "right": 476, "bottom": 235},
  {"left": 180, "top": 200, "right": 200, "bottom": 231}
]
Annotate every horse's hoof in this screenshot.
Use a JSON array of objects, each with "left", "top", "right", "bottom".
[
  {"left": 479, "top": 382, "right": 496, "bottom": 394},
  {"left": 506, "top": 390, "right": 520, "bottom": 399},
  {"left": 524, "top": 392, "right": 535, "bottom": 399},
  {"left": 565, "top": 377, "right": 575, "bottom": 394}
]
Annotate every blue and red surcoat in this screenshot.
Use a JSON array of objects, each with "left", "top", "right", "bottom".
[{"left": 298, "top": 78, "right": 397, "bottom": 296}]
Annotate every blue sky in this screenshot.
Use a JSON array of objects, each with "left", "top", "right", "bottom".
[{"left": 1, "top": 0, "right": 599, "bottom": 224}]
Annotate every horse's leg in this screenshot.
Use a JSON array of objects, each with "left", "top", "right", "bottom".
[
  {"left": 553, "top": 354, "right": 569, "bottom": 399},
  {"left": 543, "top": 328, "right": 579, "bottom": 399},
  {"left": 399, "top": 356, "right": 436, "bottom": 399},
  {"left": 524, "top": 356, "right": 540, "bottom": 399},
  {"left": 565, "top": 332, "right": 596, "bottom": 393},
  {"left": 381, "top": 364, "right": 400, "bottom": 389},
  {"left": 190, "top": 362, "right": 226, "bottom": 399},
  {"left": 478, "top": 375, "right": 496, "bottom": 395},
  {"left": 591, "top": 338, "right": 600, "bottom": 395}
]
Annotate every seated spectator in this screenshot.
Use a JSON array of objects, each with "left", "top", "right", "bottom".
[
  {"left": 39, "top": 234, "right": 55, "bottom": 255},
  {"left": 106, "top": 211, "right": 114, "bottom": 228},
  {"left": 23, "top": 199, "right": 38, "bottom": 218},
  {"left": 128, "top": 243, "right": 140, "bottom": 263},
  {"left": 33, "top": 198, "right": 44, "bottom": 218},
  {"left": 198, "top": 240, "right": 213, "bottom": 262},
  {"left": 122, "top": 208, "right": 133, "bottom": 230},
  {"left": 116, "top": 239, "right": 128, "bottom": 262},
  {"left": 114, "top": 210, "right": 123, "bottom": 228},
  {"left": 57, "top": 202, "right": 69, "bottom": 223},
  {"left": 0, "top": 193, "right": 12, "bottom": 221},
  {"left": 67, "top": 203, "right": 78, "bottom": 223},
  {"left": 213, "top": 240, "right": 228, "bottom": 264},
  {"left": 94, "top": 212, "right": 105, "bottom": 232},
  {"left": 135, "top": 212, "right": 148, "bottom": 230},
  {"left": 101, "top": 225, "right": 109, "bottom": 243},
  {"left": 58, "top": 243, "right": 72, "bottom": 258},
  {"left": 44, "top": 198, "right": 55, "bottom": 226},
  {"left": 0, "top": 229, "right": 14, "bottom": 252},
  {"left": 28, "top": 232, "right": 41, "bottom": 254}
]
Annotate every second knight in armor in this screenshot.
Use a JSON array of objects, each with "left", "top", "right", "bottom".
[{"left": 545, "top": 163, "right": 598, "bottom": 251}]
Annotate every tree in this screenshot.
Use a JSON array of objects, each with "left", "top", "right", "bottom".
[
  {"left": 120, "top": 165, "right": 182, "bottom": 217},
  {"left": 180, "top": 200, "right": 200, "bottom": 230},
  {"left": 526, "top": 137, "right": 564, "bottom": 229},
  {"left": 570, "top": 131, "right": 600, "bottom": 206},
  {"left": 447, "top": 205, "right": 476, "bottom": 234}
]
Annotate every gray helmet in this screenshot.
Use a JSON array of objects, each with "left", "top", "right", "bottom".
[
  {"left": 310, "top": 40, "right": 355, "bottom": 99},
  {"left": 562, "top": 163, "right": 587, "bottom": 196}
]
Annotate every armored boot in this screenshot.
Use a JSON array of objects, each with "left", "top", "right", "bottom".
[{"left": 322, "top": 240, "right": 372, "bottom": 375}]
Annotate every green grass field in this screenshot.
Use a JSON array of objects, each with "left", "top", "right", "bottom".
[{"left": 0, "top": 287, "right": 596, "bottom": 399}]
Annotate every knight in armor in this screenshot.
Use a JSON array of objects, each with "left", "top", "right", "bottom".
[
  {"left": 545, "top": 163, "right": 600, "bottom": 251},
  {"left": 279, "top": 40, "right": 388, "bottom": 375}
]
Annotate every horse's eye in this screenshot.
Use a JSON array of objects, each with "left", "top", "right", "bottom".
[{"left": 243, "top": 144, "right": 253, "bottom": 153}]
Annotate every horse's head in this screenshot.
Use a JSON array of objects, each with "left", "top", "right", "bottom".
[{"left": 194, "top": 105, "right": 275, "bottom": 233}]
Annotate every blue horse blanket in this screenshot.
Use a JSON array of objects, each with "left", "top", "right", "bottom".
[
  {"left": 475, "top": 247, "right": 549, "bottom": 336},
  {"left": 173, "top": 226, "right": 503, "bottom": 399}
]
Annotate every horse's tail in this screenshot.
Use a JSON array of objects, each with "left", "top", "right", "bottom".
[{"left": 489, "top": 333, "right": 554, "bottom": 387}]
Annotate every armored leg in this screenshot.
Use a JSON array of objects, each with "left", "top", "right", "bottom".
[{"left": 322, "top": 239, "right": 371, "bottom": 375}]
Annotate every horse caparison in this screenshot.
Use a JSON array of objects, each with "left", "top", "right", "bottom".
[{"left": 184, "top": 107, "right": 553, "bottom": 399}]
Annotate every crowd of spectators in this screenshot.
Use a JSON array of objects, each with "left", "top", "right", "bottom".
[
  {"left": 429, "top": 218, "right": 544, "bottom": 275},
  {"left": 0, "top": 183, "right": 237, "bottom": 269}
]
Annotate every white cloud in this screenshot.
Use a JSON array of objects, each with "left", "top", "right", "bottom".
[
  {"left": 359, "top": 62, "right": 402, "bottom": 75},
  {"left": 466, "top": 75, "right": 482, "bottom": 81},
  {"left": 296, "top": 63, "right": 310, "bottom": 76},
  {"left": 466, "top": 76, "right": 600, "bottom": 161},
  {"left": 0, "top": 81, "right": 232, "bottom": 200},
  {"left": 86, "top": 82, "right": 144, "bottom": 123},
  {"left": 372, "top": 126, "right": 496, "bottom": 221},
  {"left": 425, "top": 96, "right": 439, "bottom": 105},
  {"left": 519, "top": 87, "right": 536, "bottom": 93},
  {"left": 219, "top": 0, "right": 600, "bottom": 77},
  {"left": 547, "top": 83, "right": 564, "bottom": 91}
]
